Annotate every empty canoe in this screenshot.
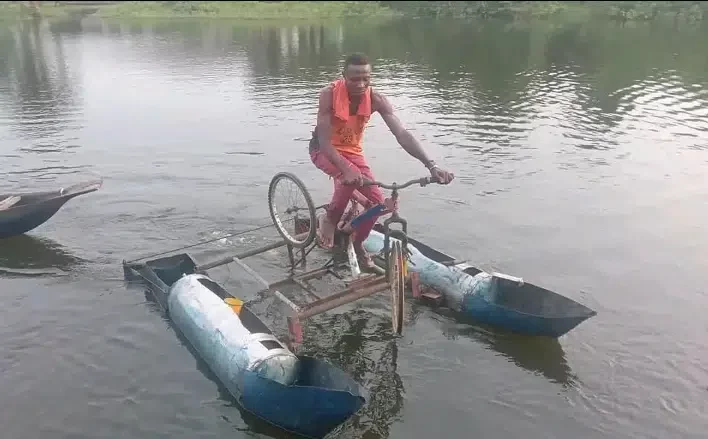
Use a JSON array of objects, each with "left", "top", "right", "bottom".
[{"left": 0, "top": 179, "right": 103, "bottom": 239}]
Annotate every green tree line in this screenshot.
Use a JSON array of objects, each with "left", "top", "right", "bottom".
[
  {"left": 152, "top": 1, "right": 708, "bottom": 21},
  {"left": 377, "top": 1, "right": 708, "bottom": 21},
  {"left": 4, "top": 1, "right": 708, "bottom": 22}
]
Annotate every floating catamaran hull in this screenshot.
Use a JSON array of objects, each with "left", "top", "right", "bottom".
[
  {"left": 123, "top": 254, "right": 365, "bottom": 439},
  {"left": 363, "top": 226, "right": 596, "bottom": 338}
]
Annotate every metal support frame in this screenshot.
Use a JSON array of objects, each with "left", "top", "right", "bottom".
[
  {"left": 195, "top": 200, "right": 405, "bottom": 344},
  {"left": 297, "top": 277, "right": 389, "bottom": 319},
  {"left": 195, "top": 230, "right": 385, "bottom": 317}
]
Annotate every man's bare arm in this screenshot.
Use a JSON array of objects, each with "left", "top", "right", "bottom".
[
  {"left": 373, "top": 91, "right": 434, "bottom": 168},
  {"left": 316, "top": 86, "right": 351, "bottom": 174}
]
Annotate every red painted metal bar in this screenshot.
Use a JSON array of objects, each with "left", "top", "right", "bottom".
[{"left": 297, "top": 279, "right": 389, "bottom": 319}]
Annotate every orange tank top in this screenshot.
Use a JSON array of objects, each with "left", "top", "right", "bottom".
[{"left": 329, "top": 78, "right": 372, "bottom": 156}]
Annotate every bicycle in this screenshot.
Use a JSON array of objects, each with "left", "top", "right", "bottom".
[{"left": 268, "top": 171, "right": 440, "bottom": 335}]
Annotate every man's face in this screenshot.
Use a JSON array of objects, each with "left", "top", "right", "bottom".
[{"left": 343, "top": 64, "right": 371, "bottom": 96}]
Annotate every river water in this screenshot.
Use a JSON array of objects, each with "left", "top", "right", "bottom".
[{"left": 1, "top": 14, "right": 707, "bottom": 439}]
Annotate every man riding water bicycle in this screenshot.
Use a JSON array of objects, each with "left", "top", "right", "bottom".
[{"left": 309, "top": 53, "right": 455, "bottom": 269}]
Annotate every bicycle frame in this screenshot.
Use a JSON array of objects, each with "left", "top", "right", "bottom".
[{"left": 343, "top": 177, "right": 434, "bottom": 277}]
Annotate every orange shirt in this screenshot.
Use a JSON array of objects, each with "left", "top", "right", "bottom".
[{"left": 329, "top": 78, "right": 372, "bottom": 156}]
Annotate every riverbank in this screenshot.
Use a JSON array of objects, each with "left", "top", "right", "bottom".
[
  {"left": 103, "top": 1, "right": 400, "bottom": 19},
  {"left": 382, "top": 1, "right": 708, "bottom": 22},
  {"left": 0, "top": 1, "right": 399, "bottom": 21},
  {"left": 1, "top": 1, "right": 706, "bottom": 22}
]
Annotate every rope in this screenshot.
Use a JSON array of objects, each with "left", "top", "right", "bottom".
[{"left": 125, "top": 217, "right": 293, "bottom": 264}]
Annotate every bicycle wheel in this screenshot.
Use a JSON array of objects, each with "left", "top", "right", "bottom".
[
  {"left": 268, "top": 172, "right": 317, "bottom": 248},
  {"left": 388, "top": 240, "right": 405, "bottom": 335}
]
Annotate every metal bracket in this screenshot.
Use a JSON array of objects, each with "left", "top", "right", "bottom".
[
  {"left": 346, "top": 236, "right": 361, "bottom": 280},
  {"left": 491, "top": 271, "right": 524, "bottom": 286},
  {"left": 229, "top": 255, "right": 301, "bottom": 313}
]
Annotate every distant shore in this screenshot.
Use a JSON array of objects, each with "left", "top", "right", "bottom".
[
  {"left": 1, "top": 1, "right": 706, "bottom": 22},
  {"left": 0, "top": 1, "right": 399, "bottom": 21}
]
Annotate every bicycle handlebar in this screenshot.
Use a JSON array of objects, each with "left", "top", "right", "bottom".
[{"left": 360, "top": 176, "right": 439, "bottom": 190}]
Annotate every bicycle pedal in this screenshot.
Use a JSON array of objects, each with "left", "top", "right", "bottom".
[{"left": 421, "top": 291, "right": 444, "bottom": 306}]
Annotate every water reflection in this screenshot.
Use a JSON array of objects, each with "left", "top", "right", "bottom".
[
  {"left": 0, "top": 18, "right": 81, "bottom": 149},
  {"left": 4, "top": 15, "right": 707, "bottom": 159},
  {"left": 47, "top": 16, "right": 85, "bottom": 36},
  {"left": 429, "top": 308, "right": 577, "bottom": 387},
  {"left": 234, "top": 18, "right": 708, "bottom": 153},
  {"left": 244, "top": 23, "right": 343, "bottom": 78},
  {"left": 299, "top": 312, "right": 404, "bottom": 439},
  {"left": 0, "top": 234, "right": 84, "bottom": 276},
  {"left": 17, "top": 15, "right": 706, "bottom": 157}
]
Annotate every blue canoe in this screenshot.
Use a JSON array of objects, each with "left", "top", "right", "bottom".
[
  {"left": 123, "top": 253, "right": 366, "bottom": 439},
  {"left": 363, "top": 224, "right": 596, "bottom": 338},
  {"left": 0, "top": 179, "right": 103, "bottom": 239}
]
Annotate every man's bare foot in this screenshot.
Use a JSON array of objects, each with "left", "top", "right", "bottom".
[
  {"left": 317, "top": 212, "right": 336, "bottom": 250},
  {"left": 353, "top": 241, "right": 375, "bottom": 270},
  {"left": 337, "top": 203, "right": 362, "bottom": 233}
]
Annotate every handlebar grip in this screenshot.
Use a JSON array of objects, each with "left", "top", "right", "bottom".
[{"left": 341, "top": 178, "right": 366, "bottom": 187}]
